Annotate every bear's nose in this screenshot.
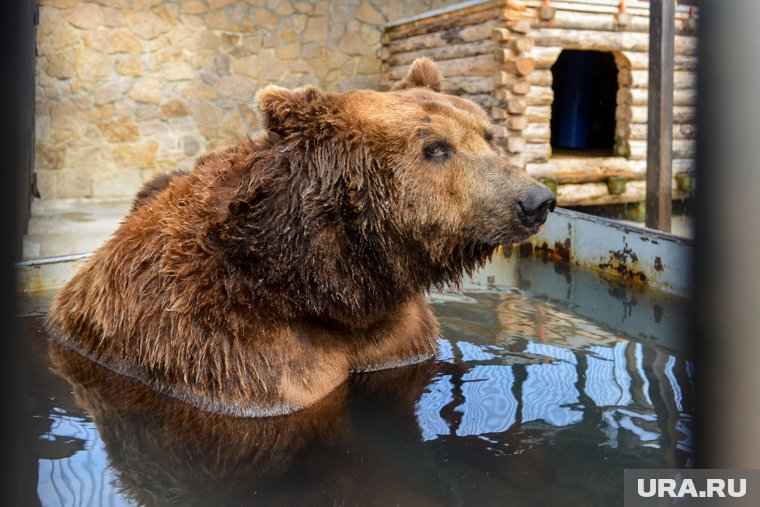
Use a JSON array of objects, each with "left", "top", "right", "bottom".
[{"left": 517, "top": 187, "right": 556, "bottom": 226}]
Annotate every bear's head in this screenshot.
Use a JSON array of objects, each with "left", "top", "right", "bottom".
[{"left": 242, "top": 58, "right": 554, "bottom": 311}]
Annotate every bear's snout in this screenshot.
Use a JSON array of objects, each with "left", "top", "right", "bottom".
[{"left": 515, "top": 186, "right": 556, "bottom": 228}]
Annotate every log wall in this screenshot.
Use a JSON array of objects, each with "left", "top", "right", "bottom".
[{"left": 382, "top": 0, "right": 698, "bottom": 206}]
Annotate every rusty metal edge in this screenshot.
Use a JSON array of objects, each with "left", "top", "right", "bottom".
[{"left": 526, "top": 207, "right": 692, "bottom": 297}]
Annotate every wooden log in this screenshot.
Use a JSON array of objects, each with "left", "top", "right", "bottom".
[
  {"left": 527, "top": 69, "right": 552, "bottom": 86},
  {"left": 492, "top": 125, "right": 509, "bottom": 138},
  {"left": 507, "top": 57, "right": 536, "bottom": 76},
  {"left": 492, "top": 27, "right": 511, "bottom": 42},
  {"left": 513, "top": 36, "right": 535, "bottom": 53},
  {"left": 495, "top": 68, "right": 550, "bottom": 88},
  {"left": 386, "top": 20, "right": 500, "bottom": 54},
  {"left": 629, "top": 122, "right": 697, "bottom": 140},
  {"left": 555, "top": 180, "right": 689, "bottom": 207},
  {"left": 495, "top": 88, "right": 509, "bottom": 102},
  {"left": 547, "top": 1, "right": 695, "bottom": 21},
  {"left": 524, "top": 121, "right": 550, "bottom": 142},
  {"left": 530, "top": 29, "right": 697, "bottom": 55},
  {"left": 548, "top": 9, "right": 650, "bottom": 32},
  {"left": 507, "top": 115, "right": 528, "bottom": 131},
  {"left": 507, "top": 136, "right": 526, "bottom": 154},
  {"left": 630, "top": 105, "right": 696, "bottom": 123},
  {"left": 527, "top": 86, "right": 554, "bottom": 106},
  {"left": 387, "top": 7, "right": 501, "bottom": 41},
  {"left": 491, "top": 106, "right": 508, "bottom": 120},
  {"left": 387, "top": 39, "right": 496, "bottom": 67},
  {"left": 525, "top": 142, "right": 552, "bottom": 162},
  {"left": 620, "top": 50, "right": 698, "bottom": 71},
  {"left": 512, "top": 80, "right": 532, "bottom": 95},
  {"left": 389, "top": 54, "right": 494, "bottom": 80},
  {"left": 629, "top": 139, "right": 696, "bottom": 161},
  {"left": 628, "top": 88, "right": 697, "bottom": 107},
  {"left": 508, "top": 19, "right": 531, "bottom": 34},
  {"left": 629, "top": 158, "right": 695, "bottom": 175},
  {"left": 527, "top": 156, "right": 646, "bottom": 183},
  {"left": 507, "top": 97, "right": 528, "bottom": 114},
  {"left": 539, "top": 5, "right": 556, "bottom": 22},
  {"left": 530, "top": 46, "right": 562, "bottom": 69},
  {"left": 631, "top": 69, "right": 696, "bottom": 89},
  {"left": 526, "top": 105, "right": 551, "bottom": 122}
]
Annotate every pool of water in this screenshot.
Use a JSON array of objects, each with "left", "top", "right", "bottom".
[{"left": 16, "top": 253, "right": 694, "bottom": 506}]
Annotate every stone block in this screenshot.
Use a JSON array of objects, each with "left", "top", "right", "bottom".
[
  {"left": 205, "top": 9, "right": 240, "bottom": 31},
  {"left": 179, "top": 82, "right": 218, "bottom": 101},
  {"left": 113, "top": 140, "right": 160, "bottom": 170},
  {"left": 75, "top": 47, "right": 111, "bottom": 82},
  {"left": 191, "top": 29, "right": 221, "bottom": 51},
  {"left": 102, "top": 7, "right": 125, "bottom": 27},
  {"left": 180, "top": 1, "right": 208, "bottom": 14},
  {"left": 302, "top": 16, "right": 327, "bottom": 42},
  {"left": 116, "top": 55, "right": 143, "bottom": 77},
  {"left": 106, "top": 30, "right": 143, "bottom": 53},
  {"left": 92, "top": 170, "right": 144, "bottom": 198},
  {"left": 94, "top": 0, "right": 128, "bottom": 8},
  {"left": 50, "top": 21, "right": 80, "bottom": 51},
  {"left": 337, "top": 31, "right": 370, "bottom": 56},
  {"left": 98, "top": 116, "right": 140, "bottom": 142},
  {"left": 128, "top": 76, "right": 163, "bottom": 104},
  {"left": 132, "top": 0, "right": 162, "bottom": 9},
  {"left": 274, "top": 43, "right": 300, "bottom": 60},
  {"left": 35, "top": 170, "right": 58, "bottom": 199},
  {"left": 239, "top": 104, "right": 260, "bottom": 131},
  {"left": 46, "top": 49, "right": 76, "bottom": 79},
  {"left": 57, "top": 169, "right": 93, "bottom": 198},
  {"left": 193, "top": 101, "right": 224, "bottom": 125},
  {"left": 357, "top": 2, "right": 385, "bottom": 25},
  {"left": 139, "top": 118, "right": 170, "bottom": 137},
  {"left": 35, "top": 142, "right": 66, "bottom": 170},
  {"left": 125, "top": 10, "right": 171, "bottom": 40},
  {"left": 182, "top": 136, "right": 200, "bottom": 156},
  {"left": 160, "top": 99, "right": 191, "bottom": 119},
  {"left": 209, "top": 0, "right": 235, "bottom": 8},
  {"left": 40, "top": 0, "right": 78, "bottom": 9},
  {"left": 64, "top": 3, "right": 104, "bottom": 30},
  {"left": 136, "top": 105, "right": 159, "bottom": 121},
  {"left": 218, "top": 75, "right": 255, "bottom": 101}
]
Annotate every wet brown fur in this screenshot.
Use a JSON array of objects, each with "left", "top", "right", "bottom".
[{"left": 46, "top": 59, "right": 549, "bottom": 416}]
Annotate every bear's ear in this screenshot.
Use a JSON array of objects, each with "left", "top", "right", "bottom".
[
  {"left": 255, "top": 85, "right": 331, "bottom": 135},
  {"left": 392, "top": 57, "right": 444, "bottom": 92}
]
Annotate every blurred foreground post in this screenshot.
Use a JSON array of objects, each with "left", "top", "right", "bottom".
[
  {"left": 696, "top": 0, "right": 760, "bottom": 468},
  {"left": 646, "top": 0, "right": 675, "bottom": 232}
]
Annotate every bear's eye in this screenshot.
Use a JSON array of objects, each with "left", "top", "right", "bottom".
[
  {"left": 423, "top": 141, "right": 452, "bottom": 162},
  {"left": 485, "top": 131, "right": 494, "bottom": 143}
]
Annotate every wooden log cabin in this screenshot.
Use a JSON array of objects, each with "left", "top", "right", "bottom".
[{"left": 381, "top": 0, "right": 697, "bottom": 207}]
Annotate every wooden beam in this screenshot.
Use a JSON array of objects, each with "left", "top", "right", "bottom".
[{"left": 646, "top": 0, "right": 675, "bottom": 232}]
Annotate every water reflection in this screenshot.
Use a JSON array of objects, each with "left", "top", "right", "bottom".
[
  {"left": 420, "top": 291, "right": 694, "bottom": 468},
  {"left": 20, "top": 261, "right": 694, "bottom": 506}
]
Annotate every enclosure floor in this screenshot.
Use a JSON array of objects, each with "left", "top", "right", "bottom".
[{"left": 22, "top": 198, "right": 132, "bottom": 260}]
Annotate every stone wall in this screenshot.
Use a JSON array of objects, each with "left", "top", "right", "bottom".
[{"left": 35, "top": 0, "right": 449, "bottom": 199}]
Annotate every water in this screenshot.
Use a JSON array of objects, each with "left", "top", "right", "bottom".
[{"left": 16, "top": 254, "right": 693, "bottom": 506}]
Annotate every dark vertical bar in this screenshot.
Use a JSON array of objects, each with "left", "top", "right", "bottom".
[
  {"left": 1, "top": 0, "right": 34, "bottom": 502},
  {"left": 695, "top": 0, "right": 760, "bottom": 468},
  {"left": 646, "top": 0, "right": 675, "bottom": 232}
]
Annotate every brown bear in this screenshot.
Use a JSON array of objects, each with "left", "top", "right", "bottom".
[{"left": 46, "top": 58, "right": 555, "bottom": 417}]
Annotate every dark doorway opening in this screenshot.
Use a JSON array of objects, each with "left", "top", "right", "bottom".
[{"left": 551, "top": 50, "right": 618, "bottom": 156}]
